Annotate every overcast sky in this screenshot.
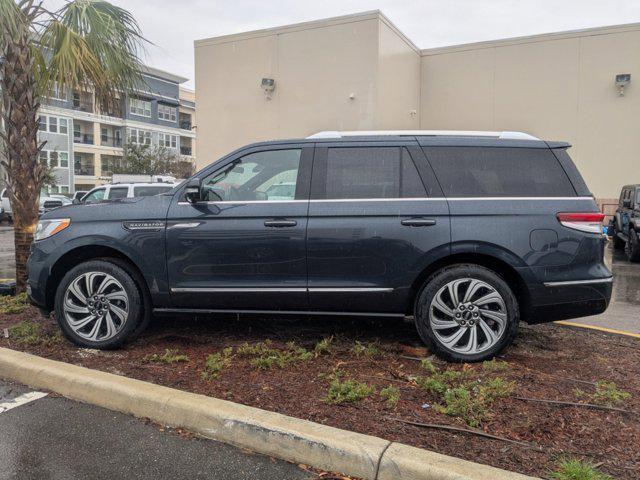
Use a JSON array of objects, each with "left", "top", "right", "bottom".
[{"left": 46, "top": 0, "right": 640, "bottom": 89}]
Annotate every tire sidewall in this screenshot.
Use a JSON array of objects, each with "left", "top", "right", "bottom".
[
  {"left": 628, "top": 229, "right": 640, "bottom": 262},
  {"left": 415, "top": 264, "right": 519, "bottom": 362},
  {"left": 55, "top": 260, "right": 142, "bottom": 349}
]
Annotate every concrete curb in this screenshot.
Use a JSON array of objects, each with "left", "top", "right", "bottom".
[{"left": 0, "top": 347, "right": 536, "bottom": 480}]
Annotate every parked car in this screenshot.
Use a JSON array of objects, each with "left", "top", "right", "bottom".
[
  {"left": 50, "top": 195, "right": 73, "bottom": 206},
  {"left": 609, "top": 184, "right": 640, "bottom": 262},
  {"left": 72, "top": 191, "right": 88, "bottom": 203},
  {"left": 26, "top": 131, "right": 612, "bottom": 362},
  {"left": 1, "top": 188, "right": 64, "bottom": 221},
  {"left": 78, "top": 183, "right": 176, "bottom": 203}
]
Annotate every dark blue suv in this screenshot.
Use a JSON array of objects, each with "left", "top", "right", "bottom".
[{"left": 27, "top": 131, "right": 612, "bottom": 362}]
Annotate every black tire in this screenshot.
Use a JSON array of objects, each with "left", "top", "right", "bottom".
[
  {"left": 611, "top": 222, "right": 626, "bottom": 250},
  {"left": 627, "top": 229, "right": 640, "bottom": 263},
  {"left": 55, "top": 259, "right": 146, "bottom": 349},
  {"left": 414, "top": 264, "right": 519, "bottom": 363}
]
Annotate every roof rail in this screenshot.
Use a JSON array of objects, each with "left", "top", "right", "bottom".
[{"left": 306, "top": 130, "right": 540, "bottom": 141}]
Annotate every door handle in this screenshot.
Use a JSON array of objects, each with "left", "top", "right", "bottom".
[
  {"left": 264, "top": 219, "right": 297, "bottom": 228},
  {"left": 401, "top": 218, "right": 436, "bottom": 227}
]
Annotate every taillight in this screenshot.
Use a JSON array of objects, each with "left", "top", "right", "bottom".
[{"left": 557, "top": 212, "right": 605, "bottom": 234}]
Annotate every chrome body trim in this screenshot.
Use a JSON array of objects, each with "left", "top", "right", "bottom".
[{"left": 543, "top": 278, "right": 613, "bottom": 287}]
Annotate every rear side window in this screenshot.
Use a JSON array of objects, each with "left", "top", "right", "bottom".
[
  {"left": 317, "top": 147, "right": 426, "bottom": 200},
  {"left": 424, "top": 147, "right": 576, "bottom": 197},
  {"left": 133, "top": 186, "right": 173, "bottom": 197}
]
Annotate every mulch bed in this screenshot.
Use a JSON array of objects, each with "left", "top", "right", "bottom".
[{"left": 1, "top": 308, "right": 639, "bottom": 479}]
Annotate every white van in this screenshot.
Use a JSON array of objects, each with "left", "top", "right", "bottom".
[{"left": 80, "top": 182, "right": 176, "bottom": 203}]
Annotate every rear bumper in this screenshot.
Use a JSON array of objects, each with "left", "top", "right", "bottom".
[{"left": 524, "top": 277, "right": 613, "bottom": 324}]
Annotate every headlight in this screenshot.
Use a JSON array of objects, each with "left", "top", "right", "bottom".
[{"left": 35, "top": 218, "right": 71, "bottom": 241}]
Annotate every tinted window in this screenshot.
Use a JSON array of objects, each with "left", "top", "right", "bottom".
[
  {"left": 133, "top": 186, "right": 173, "bottom": 197},
  {"left": 83, "top": 189, "right": 105, "bottom": 203},
  {"left": 320, "top": 147, "right": 426, "bottom": 199},
  {"left": 636, "top": 189, "right": 640, "bottom": 205},
  {"left": 107, "top": 187, "right": 128, "bottom": 200},
  {"left": 425, "top": 147, "right": 576, "bottom": 197},
  {"left": 201, "top": 149, "right": 301, "bottom": 202}
]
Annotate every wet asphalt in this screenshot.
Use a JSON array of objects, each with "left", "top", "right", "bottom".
[{"left": 0, "top": 379, "right": 314, "bottom": 480}]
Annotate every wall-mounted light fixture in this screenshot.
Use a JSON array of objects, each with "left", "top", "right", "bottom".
[
  {"left": 261, "top": 78, "right": 275, "bottom": 100},
  {"left": 615, "top": 73, "right": 631, "bottom": 96}
]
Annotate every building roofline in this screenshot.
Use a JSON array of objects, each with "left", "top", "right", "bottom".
[
  {"left": 142, "top": 65, "right": 189, "bottom": 84},
  {"left": 194, "top": 10, "right": 418, "bottom": 48},
  {"left": 420, "top": 21, "right": 640, "bottom": 56}
]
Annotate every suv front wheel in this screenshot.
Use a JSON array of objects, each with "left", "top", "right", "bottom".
[
  {"left": 414, "top": 264, "right": 519, "bottom": 362},
  {"left": 55, "top": 259, "right": 145, "bottom": 349}
]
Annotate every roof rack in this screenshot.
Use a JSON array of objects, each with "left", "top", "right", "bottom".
[{"left": 306, "top": 130, "right": 540, "bottom": 141}]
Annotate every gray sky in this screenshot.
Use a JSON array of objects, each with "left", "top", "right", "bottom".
[{"left": 46, "top": 0, "right": 640, "bottom": 88}]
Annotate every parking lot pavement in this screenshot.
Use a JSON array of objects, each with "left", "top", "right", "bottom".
[
  {"left": 562, "top": 243, "right": 640, "bottom": 335},
  {"left": 0, "top": 379, "right": 314, "bottom": 480}
]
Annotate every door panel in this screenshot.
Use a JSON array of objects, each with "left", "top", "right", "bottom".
[
  {"left": 166, "top": 145, "right": 312, "bottom": 310},
  {"left": 306, "top": 143, "right": 451, "bottom": 313}
]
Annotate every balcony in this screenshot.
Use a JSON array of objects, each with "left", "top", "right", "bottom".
[
  {"left": 180, "top": 146, "right": 192, "bottom": 156},
  {"left": 180, "top": 121, "right": 192, "bottom": 130},
  {"left": 74, "top": 163, "right": 95, "bottom": 176},
  {"left": 100, "top": 136, "right": 123, "bottom": 148},
  {"left": 74, "top": 133, "right": 95, "bottom": 145}
]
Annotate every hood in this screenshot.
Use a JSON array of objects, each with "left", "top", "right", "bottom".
[{"left": 41, "top": 195, "right": 174, "bottom": 222}]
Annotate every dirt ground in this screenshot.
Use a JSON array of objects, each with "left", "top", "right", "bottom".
[{"left": 1, "top": 307, "right": 639, "bottom": 479}]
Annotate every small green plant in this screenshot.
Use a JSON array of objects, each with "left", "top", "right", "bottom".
[
  {"left": 352, "top": 340, "right": 382, "bottom": 357},
  {"left": 550, "top": 458, "right": 613, "bottom": 480},
  {"left": 201, "top": 347, "right": 234, "bottom": 380},
  {"left": 482, "top": 359, "right": 509, "bottom": 372},
  {"left": 8, "top": 321, "right": 42, "bottom": 345},
  {"left": 420, "top": 358, "right": 437, "bottom": 374},
  {"left": 144, "top": 349, "right": 189, "bottom": 364},
  {"left": 237, "top": 341, "right": 312, "bottom": 370},
  {"left": 592, "top": 381, "right": 631, "bottom": 406},
  {"left": 314, "top": 336, "right": 334, "bottom": 356},
  {"left": 0, "top": 293, "right": 29, "bottom": 315},
  {"left": 326, "top": 373, "right": 375, "bottom": 404},
  {"left": 380, "top": 385, "right": 400, "bottom": 408}
]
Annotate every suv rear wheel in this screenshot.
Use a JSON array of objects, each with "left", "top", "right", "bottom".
[
  {"left": 627, "top": 229, "right": 640, "bottom": 263},
  {"left": 414, "top": 264, "right": 519, "bottom": 362},
  {"left": 54, "top": 259, "right": 145, "bottom": 349}
]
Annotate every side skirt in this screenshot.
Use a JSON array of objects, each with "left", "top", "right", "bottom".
[{"left": 153, "top": 308, "right": 406, "bottom": 319}]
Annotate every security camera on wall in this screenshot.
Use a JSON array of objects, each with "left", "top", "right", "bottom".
[
  {"left": 261, "top": 78, "right": 275, "bottom": 99},
  {"left": 615, "top": 73, "right": 631, "bottom": 96}
]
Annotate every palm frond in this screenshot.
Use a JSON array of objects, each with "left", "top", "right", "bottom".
[{"left": 39, "top": 0, "right": 147, "bottom": 105}]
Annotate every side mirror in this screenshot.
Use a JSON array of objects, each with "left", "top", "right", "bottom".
[
  {"left": 72, "top": 198, "right": 80, "bottom": 205},
  {"left": 184, "top": 177, "right": 202, "bottom": 203}
]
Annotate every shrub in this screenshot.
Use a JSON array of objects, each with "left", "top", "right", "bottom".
[
  {"left": 202, "top": 347, "right": 234, "bottom": 380},
  {"left": 314, "top": 336, "right": 334, "bottom": 356},
  {"left": 237, "top": 341, "right": 312, "bottom": 370},
  {"left": 352, "top": 340, "right": 382, "bottom": 357},
  {"left": 592, "top": 381, "right": 631, "bottom": 406},
  {"left": 144, "top": 348, "right": 189, "bottom": 364},
  {"left": 380, "top": 385, "right": 400, "bottom": 408},
  {"left": 482, "top": 359, "right": 509, "bottom": 372},
  {"left": 550, "top": 458, "right": 613, "bottom": 480},
  {"left": 326, "top": 373, "right": 375, "bottom": 404},
  {"left": 0, "top": 293, "right": 29, "bottom": 315}
]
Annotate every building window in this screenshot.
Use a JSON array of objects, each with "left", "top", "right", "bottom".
[
  {"left": 158, "top": 104, "right": 177, "bottom": 122},
  {"left": 158, "top": 133, "right": 177, "bottom": 149},
  {"left": 39, "top": 150, "right": 69, "bottom": 169},
  {"left": 128, "top": 128, "right": 151, "bottom": 146},
  {"left": 47, "top": 82, "right": 66, "bottom": 100},
  {"left": 129, "top": 98, "right": 151, "bottom": 117},
  {"left": 38, "top": 115, "right": 69, "bottom": 135}
]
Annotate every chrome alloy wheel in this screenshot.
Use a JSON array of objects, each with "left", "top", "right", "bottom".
[
  {"left": 63, "top": 272, "right": 130, "bottom": 341},
  {"left": 429, "top": 278, "right": 507, "bottom": 354}
]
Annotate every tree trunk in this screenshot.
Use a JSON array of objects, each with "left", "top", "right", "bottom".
[{"left": 1, "top": 19, "right": 46, "bottom": 293}]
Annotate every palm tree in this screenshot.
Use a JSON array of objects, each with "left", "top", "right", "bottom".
[{"left": 0, "top": 0, "right": 146, "bottom": 292}]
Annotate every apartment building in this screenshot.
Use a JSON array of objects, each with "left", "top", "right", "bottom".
[
  {"left": 38, "top": 66, "right": 196, "bottom": 194},
  {"left": 195, "top": 10, "right": 640, "bottom": 203}
]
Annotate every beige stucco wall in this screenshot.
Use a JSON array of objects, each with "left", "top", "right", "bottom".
[
  {"left": 421, "top": 26, "right": 640, "bottom": 199},
  {"left": 195, "top": 11, "right": 639, "bottom": 199}
]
